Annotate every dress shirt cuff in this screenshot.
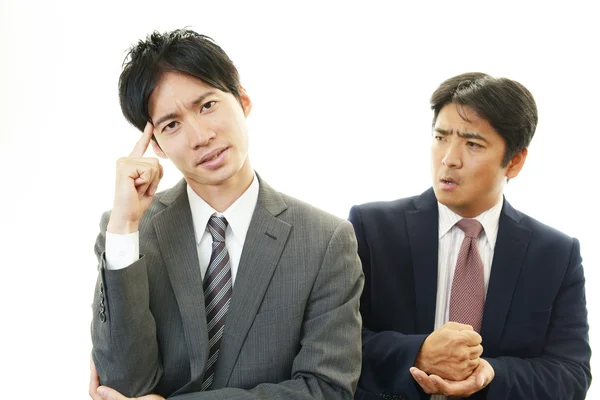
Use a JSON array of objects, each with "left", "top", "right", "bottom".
[{"left": 105, "top": 231, "right": 140, "bottom": 270}]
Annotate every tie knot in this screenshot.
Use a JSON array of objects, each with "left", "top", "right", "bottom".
[
  {"left": 207, "top": 215, "right": 228, "bottom": 242},
  {"left": 456, "top": 218, "right": 483, "bottom": 239}
]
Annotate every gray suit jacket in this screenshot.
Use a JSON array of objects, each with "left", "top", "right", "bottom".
[{"left": 91, "top": 176, "right": 364, "bottom": 399}]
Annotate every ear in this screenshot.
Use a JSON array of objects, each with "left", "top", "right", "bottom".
[
  {"left": 238, "top": 86, "right": 252, "bottom": 117},
  {"left": 151, "top": 139, "right": 168, "bottom": 159},
  {"left": 505, "top": 148, "right": 528, "bottom": 180}
]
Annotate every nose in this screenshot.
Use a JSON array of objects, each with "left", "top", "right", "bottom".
[
  {"left": 442, "top": 141, "right": 462, "bottom": 169},
  {"left": 186, "top": 115, "right": 215, "bottom": 149}
]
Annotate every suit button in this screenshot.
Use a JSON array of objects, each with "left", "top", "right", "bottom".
[{"left": 99, "top": 312, "right": 106, "bottom": 322}]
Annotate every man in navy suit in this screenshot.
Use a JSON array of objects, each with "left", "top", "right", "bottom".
[{"left": 350, "top": 72, "right": 591, "bottom": 400}]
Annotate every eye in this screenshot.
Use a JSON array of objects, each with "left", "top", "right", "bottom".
[
  {"left": 162, "top": 121, "right": 179, "bottom": 133},
  {"left": 201, "top": 101, "right": 216, "bottom": 113},
  {"left": 434, "top": 135, "right": 445, "bottom": 141},
  {"left": 467, "top": 141, "right": 483, "bottom": 148}
]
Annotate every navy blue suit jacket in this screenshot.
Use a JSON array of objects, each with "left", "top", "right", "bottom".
[{"left": 349, "top": 188, "right": 591, "bottom": 400}]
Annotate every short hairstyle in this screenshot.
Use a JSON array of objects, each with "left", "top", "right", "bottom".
[
  {"left": 430, "top": 72, "right": 538, "bottom": 166},
  {"left": 119, "top": 29, "right": 242, "bottom": 134}
]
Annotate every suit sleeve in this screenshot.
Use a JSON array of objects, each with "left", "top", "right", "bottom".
[
  {"left": 90, "top": 211, "right": 163, "bottom": 397},
  {"left": 165, "top": 220, "right": 364, "bottom": 400},
  {"left": 484, "top": 238, "right": 591, "bottom": 400},
  {"left": 349, "top": 205, "right": 429, "bottom": 399}
]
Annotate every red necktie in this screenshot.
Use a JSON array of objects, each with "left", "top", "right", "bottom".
[
  {"left": 449, "top": 219, "right": 485, "bottom": 332},
  {"left": 446, "top": 219, "right": 485, "bottom": 400}
]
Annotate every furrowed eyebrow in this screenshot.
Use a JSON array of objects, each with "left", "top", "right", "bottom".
[
  {"left": 152, "top": 91, "right": 218, "bottom": 128},
  {"left": 191, "top": 91, "right": 217, "bottom": 107},
  {"left": 433, "top": 128, "right": 488, "bottom": 143},
  {"left": 153, "top": 113, "right": 178, "bottom": 128},
  {"left": 457, "top": 131, "right": 489, "bottom": 143}
]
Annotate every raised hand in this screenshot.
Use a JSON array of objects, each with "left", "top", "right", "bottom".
[{"left": 107, "top": 122, "right": 164, "bottom": 234}]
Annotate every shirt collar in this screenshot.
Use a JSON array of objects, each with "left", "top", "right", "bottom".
[
  {"left": 438, "top": 196, "right": 503, "bottom": 248},
  {"left": 187, "top": 172, "right": 259, "bottom": 247}
]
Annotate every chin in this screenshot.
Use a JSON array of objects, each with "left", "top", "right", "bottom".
[{"left": 434, "top": 191, "right": 458, "bottom": 208}]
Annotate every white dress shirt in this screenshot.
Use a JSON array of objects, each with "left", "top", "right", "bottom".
[
  {"left": 430, "top": 197, "right": 502, "bottom": 400},
  {"left": 105, "top": 173, "right": 259, "bottom": 287}
]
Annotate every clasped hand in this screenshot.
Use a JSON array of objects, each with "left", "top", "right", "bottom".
[{"left": 410, "top": 322, "right": 495, "bottom": 397}]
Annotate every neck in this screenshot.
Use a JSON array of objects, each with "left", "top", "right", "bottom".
[{"left": 188, "top": 159, "right": 254, "bottom": 212}]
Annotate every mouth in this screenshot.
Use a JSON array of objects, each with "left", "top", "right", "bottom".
[
  {"left": 440, "top": 176, "right": 458, "bottom": 185},
  {"left": 199, "top": 147, "right": 228, "bottom": 165}
]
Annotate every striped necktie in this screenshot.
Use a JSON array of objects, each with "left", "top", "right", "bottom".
[{"left": 201, "top": 215, "right": 233, "bottom": 391}]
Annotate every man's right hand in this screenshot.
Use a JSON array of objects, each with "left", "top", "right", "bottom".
[
  {"left": 414, "top": 321, "right": 483, "bottom": 381},
  {"left": 107, "top": 122, "right": 163, "bottom": 234}
]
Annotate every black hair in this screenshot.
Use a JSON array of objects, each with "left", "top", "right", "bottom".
[
  {"left": 119, "top": 29, "right": 242, "bottom": 134},
  {"left": 430, "top": 72, "right": 538, "bottom": 166}
]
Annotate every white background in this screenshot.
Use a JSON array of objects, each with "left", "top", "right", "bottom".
[{"left": 1, "top": 1, "right": 598, "bottom": 397}]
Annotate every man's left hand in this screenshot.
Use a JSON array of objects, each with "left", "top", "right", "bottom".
[
  {"left": 90, "top": 358, "right": 165, "bottom": 400},
  {"left": 410, "top": 358, "right": 495, "bottom": 397}
]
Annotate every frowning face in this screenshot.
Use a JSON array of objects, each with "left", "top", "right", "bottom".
[
  {"left": 431, "top": 103, "right": 526, "bottom": 217},
  {"left": 148, "top": 71, "right": 253, "bottom": 193}
]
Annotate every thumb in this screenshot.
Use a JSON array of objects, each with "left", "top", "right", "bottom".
[
  {"left": 477, "top": 372, "right": 486, "bottom": 387},
  {"left": 477, "top": 365, "right": 492, "bottom": 387},
  {"left": 97, "top": 386, "right": 126, "bottom": 400}
]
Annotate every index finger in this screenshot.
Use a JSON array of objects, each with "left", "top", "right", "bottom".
[
  {"left": 445, "top": 321, "right": 474, "bottom": 331},
  {"left": 429, "top": 374, "right": 478, "bottom": 397},
  {"left": 89, "top": 357, "right": 102, "bottom": 399},
  {"left": 129, "top": 122, "right": 154, "bottom": 157},
  {"left": 460, "top": 329, "right": 483, "bottom": 345}
]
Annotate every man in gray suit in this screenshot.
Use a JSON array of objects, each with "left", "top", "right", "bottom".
[{"left": 89, "top": 29, "right": 363, "bottom": 400}]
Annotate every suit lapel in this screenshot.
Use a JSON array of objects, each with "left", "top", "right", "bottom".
[
  {"left": 213, "top": 178, "right": 291, "bottom": 388},
  {"left": 480, "top": 199, "right": 531, "bottom": 355},
  {"left": 152, "top": 180, "right": 209, "bottom": 393},
  {"left": 406, "top": 189, "right": 439, "bottom": 333}
]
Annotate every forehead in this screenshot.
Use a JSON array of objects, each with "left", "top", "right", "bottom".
[
  {"left": 435, "top": 103, "right": 497, "bottom": 136},
  {"left": 148, "top": 72, "right": 219, "bottom": 116}
]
